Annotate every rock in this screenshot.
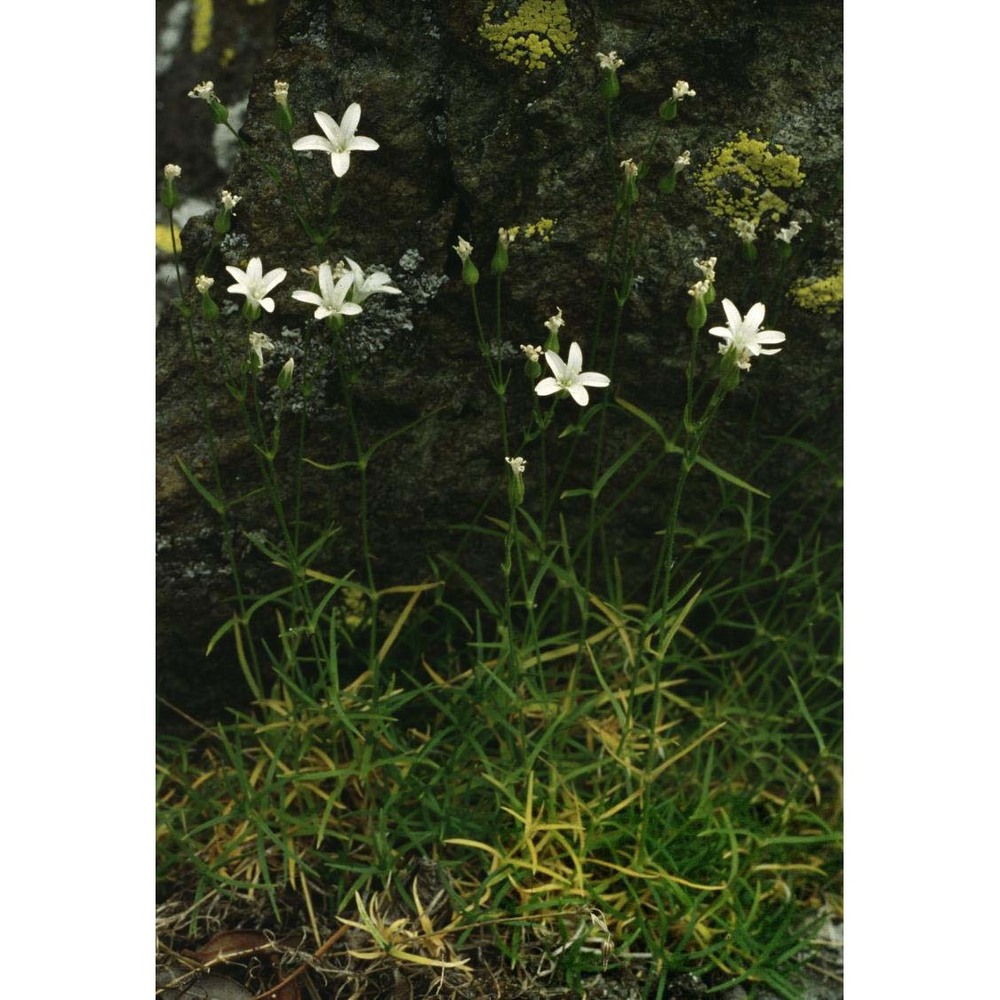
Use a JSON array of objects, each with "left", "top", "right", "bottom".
[{"left": 157, "top": 0, "right": 842, "bottom": 716}]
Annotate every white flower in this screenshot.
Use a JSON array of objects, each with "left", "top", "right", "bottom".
[
  {"left": 225, "top": 257, "right": 287, "bottom": 314},
  {"left": 195, "top": 275, "right": 214, "bottom": 294},
  {"left": 292, "top": 104, "right": 379, "bottom": 178},
  {"left": 453, "top": 236, "right": 473, "bottom": 262},
  {"left": 671, "top": 80, "right": 696, "bottom": 101},
  {"left": 343, "top": 256, "right": 402, "bottom": 303},
  {"left": 535, "top": 342, "right": 610, "bottom": 406},
  {"left": 732, "top": 217, "right": 758, "bottom": 242},
  {"left": 505, "top": 456, "right": 527, "bottom": 476},
  {"left": 273, "top": 80, "right": 289, "bottom": 108},
  {"left": 708, "top": 299, "right": 786, "bottom": 371},
  {"left": 498, "top": 226, "right": 515, "bottom": 247},
  {"left": 543, "top": 307, "right": 565, "bottom": 338},
  {"left": 188, "top": 81, "right": 215, "bottom": 100},
  {"left": 220, "top": 190, "right": 241, "bottom": 210},
  {"left": 597, "top": 51, "right": 624, "bottom": 71},
  {"left": 520, "top": 344, "right": 542, "bottom": 363},
  {"left": 620, "top": 157, "right": 638, "bottom": 179},
  {"left": 163, "top": 163, "right": 182, "bottom": 180},
  {"left": 673, "top": 150, "right": 691, "bottom": 173},
  {"left": 688, "top": 278, "right": 710, "bottom": 299},
  {"left": 775, "top": 220, "right": 802, "bottom": 243},
  {"left": 248, "top": 331, "right": 275, "bottom": 368},
  {"left": 291, "top": 261, "right": 363, "bottom": 320}
]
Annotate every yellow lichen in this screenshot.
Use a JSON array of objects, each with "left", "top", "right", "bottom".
[
  {"left": 695, "top": 130, "right": 805, "bottom": 230},
  {"left": 156, "top": 222, "right": 182, "bottom": 254},
  {"left": 191, "top": 0, "right": 213, "bottom": 54},
  {"left": 505, "top": 216, "right": 556, "bottom": 242},
  {"left": 789, "top": 267, "right": 843, "bottom": 315},
  {"left": 478, "top": 0, "right": 577, "bottom": 72}
]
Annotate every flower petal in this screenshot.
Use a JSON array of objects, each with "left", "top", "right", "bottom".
[
  {"left": 721, "top": 298, "right": 742, "bottom": 331},
  {"left": 313, "top": 110, "right": 340, "bottom": 143},
  {"left": 225, "top": 265, "right": 247, "bottom": 284},
  {"left": 343, "top": 257, "right": 365, "bottom": 284},
  {"left": 317, "top": 262, "right": 336, "bottom": 302},
  {"left": 544, "top": 350, "right": 567, "bottom": 379},
  {"left": 578, "top": 372, "right": 610, "bottom": 388},
  {"left": 755, "top": 330, "right": 786, "bottom": 345},
  {"left": 261, "top": 268, "right": 287, "bottom": 293},
  {"left": 292, "top": 290, "right": 322, "bottom": 306},
  {"left": 744, "top": 302, "right": 766, "bottom": 332},
  {"left": 339, "top": 302, "right": 363, "bottom": 316},
  {"left": 332, "top": 273, "right": 355, "bottom": 305},
  {"left": 707, "top": 326, "right": 732, "bottom": 342},
  {"left": 340, "top": 102, "right": 362, "bottom": 137},
  {"left": 330, "top": 151, "right": 351, "bottom": 177},
  {"left": 535, "top": 377, "right": 561, "bottom": 396},
  {"left": 566, "top": 341, "right": 583, "bottom": 376},
  {"left": 292, "top": 135, "right": 333, "bottom": 152},
  {"left": 245, "top": 258, "right": 263, "bottom": 283},
  {"left": 349, "top": 136, "right": 379, "bottom": 152},
  {"left": 568, "top": 383, "right": 590, "bottom": 406}
]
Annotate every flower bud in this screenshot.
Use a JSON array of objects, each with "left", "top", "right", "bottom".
[
  {"left": 505, "top": 456, "right": 527, "bottom": 506},
  {"left": 273, "top": 80, "right": 293, "bottom": 133},
  {"left": 658, "top": 98, "right": 678, "bottom": 121},
  {"left": 596, "top": 51, "right": 624, "bottom": 100},
  {"left": 277, "top": 357, "right": 295, "bottom": 390},
  {"left": 490, "top": 235, "right": 509, "bottom": 276},
  {"left": 161, "top": 164, "right": 181, "bottom": 209},
  {"left": 686, "top": 295, "right": 707, "bottom": 330},
  {"left": 462, "top": 258, "right": 480, "bottom": 286}
]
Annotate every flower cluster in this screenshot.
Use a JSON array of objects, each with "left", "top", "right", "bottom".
[{"left": 225, "top": 255, "right": 400, "bottom": 323}]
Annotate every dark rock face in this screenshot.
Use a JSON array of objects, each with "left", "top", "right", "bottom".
[{"left": 157, "top": 0, "right": 842, "bottom": 718}]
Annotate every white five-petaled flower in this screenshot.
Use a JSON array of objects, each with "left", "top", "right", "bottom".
[
  {"left": 596, "top": 51, "right": 624, "bottom": 71},
  {"left": 220, "top": 189, "right": 241, "bottom": 210},
  {"left": 535, "top": 342, "right": 610, "bottom": 406},
  {"left": 292, "top": 104, "right": 379, "bottom": 178},
  {"left": 453, "top": 236, "right": 473, "bottom": 261},
  {"left": 708, "top": 299, "right": 786, "bottom": 371},
  {"left": 672, "top": 80, "right": 696, "bottom": 101},
  {"left": 520, "top": 344, "right": 542, "bottom": 363},
  {"left": 226, "top": 257, "right": 288, "bottom": 314},
  {"left": 291, "top": 261, "right": 363, "bottom": 320},
  {"left": 163, "top": 163, "right": 182, "bottom": 180},
  {"left": 343, "top": 256, "right": 402, "bottom": 303},
  {"left": 248, "top": 331, "right": 275, "bottom": 368},
  {"left": 188, "top": 81, "right": 215, "bottom": 100},
  {"left": 505, "top": 456, "right": 527, "bottom": 476}
]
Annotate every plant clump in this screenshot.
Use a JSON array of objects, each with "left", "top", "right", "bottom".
[
  {"left": 789, "top": 267, "right": 843, "bottom": 314},
  {"left": 478, "top": 0, "right": 578, "bottom": 72},
  {"left": 695, "top": 130, "right": 806, "bottom": 231}
]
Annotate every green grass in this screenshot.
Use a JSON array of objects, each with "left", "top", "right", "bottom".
[{"left": 156, "top": 485, "right": 842, "bottom": 998}]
